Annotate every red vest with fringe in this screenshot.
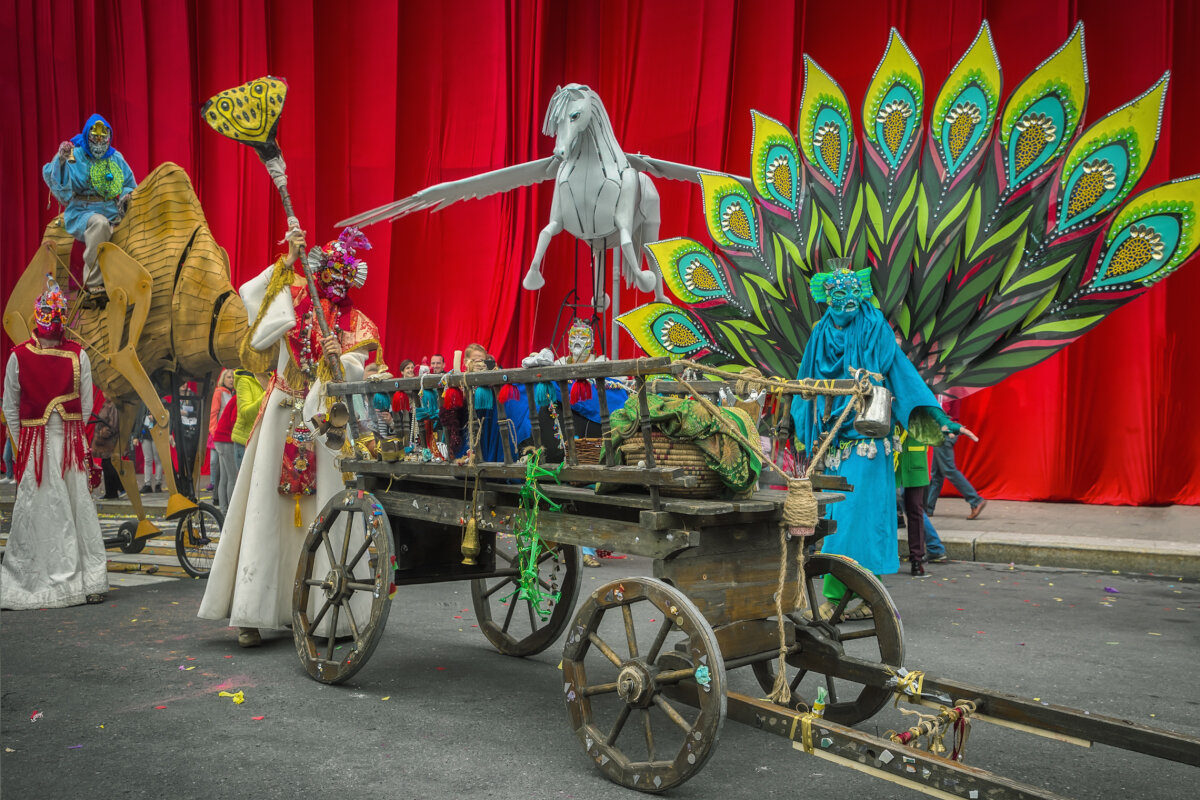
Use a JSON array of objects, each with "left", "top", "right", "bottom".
[{"left": 11, "top": 339, "right": 87, "bottom": 484}]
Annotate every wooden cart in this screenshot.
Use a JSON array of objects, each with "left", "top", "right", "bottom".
[{"left": 292, "top": 357, "right": 1200, "bottom": 798}]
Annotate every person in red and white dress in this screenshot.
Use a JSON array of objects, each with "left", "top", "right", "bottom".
[{"left": 2, "top": 278, "right": 108, "bottom": 609}]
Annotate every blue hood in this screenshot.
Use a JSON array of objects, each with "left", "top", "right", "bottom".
[{"left": 71, "top": 113, "right": 115, "bottom": 159}]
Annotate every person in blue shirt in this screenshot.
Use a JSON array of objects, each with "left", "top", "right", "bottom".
[{"left": 42, "top": 114, "right": 137, "bottom": 303}]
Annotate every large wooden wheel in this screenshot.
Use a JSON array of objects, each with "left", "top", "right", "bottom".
[
  {"left": 471, "top": 538, "right": 581, "bottom": 656},
  {"left": 292, "top": 489, "right": 394, "bottom": 684},
  {"left": 751, "top": 552, "right": 904, "bottom": 725},
  {"left": 562, "top": 577, "right": 725, "bottom": 793}
]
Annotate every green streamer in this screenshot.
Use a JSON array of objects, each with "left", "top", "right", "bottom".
[{"left": 501, "top": 449, "right": 565, "bottom": 619}]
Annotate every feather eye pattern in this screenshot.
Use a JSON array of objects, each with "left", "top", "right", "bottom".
[
  {"left": 861, "top": 29, "right": 925, "bottom": 320},
  {"left": 621, "top": 22, "right": 1197, "bottom": 394}
]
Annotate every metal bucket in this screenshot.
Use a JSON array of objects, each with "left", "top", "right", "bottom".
[{"left": 853, "top": 383, "right": 893, "bottom": 438}]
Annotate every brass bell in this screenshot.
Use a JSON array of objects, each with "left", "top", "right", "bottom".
[{"left": 461, "top": 517, "right": 481, "bottom": 566}]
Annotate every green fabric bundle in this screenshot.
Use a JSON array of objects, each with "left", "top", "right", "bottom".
[{"left": 603, "top": 393, "right": 762, "bottom": 495}]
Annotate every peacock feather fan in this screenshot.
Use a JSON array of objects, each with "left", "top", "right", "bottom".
[{"left": 618, "top": 21, "right": 1200, "bottom": 393}]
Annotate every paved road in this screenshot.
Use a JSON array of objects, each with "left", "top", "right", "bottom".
[{"left": 1, "top": 556, "right": 1196, "bottom": 799}]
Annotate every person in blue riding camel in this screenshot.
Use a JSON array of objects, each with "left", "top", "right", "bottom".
[
  {"left": 42, "top": 114, "right": 138, "bottom": 306},
  {"left": 790, "top": 259, "right": 976, "bottom": 617}
]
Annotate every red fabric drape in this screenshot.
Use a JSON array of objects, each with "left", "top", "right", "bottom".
[{"left": 3, "top": 0, "right": 1198, "bottom": 504}]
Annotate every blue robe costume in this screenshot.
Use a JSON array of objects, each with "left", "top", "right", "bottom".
[
  {"left": 791, "top": 302, "right": 942, "bottom": 579},
  {"left": 475, "top": 386, "right": 533, "bottom": 462},
  {"left": 42, "top": 114, "right": 137, "bottom": 240}
]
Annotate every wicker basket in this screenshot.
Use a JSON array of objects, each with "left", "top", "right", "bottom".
[
  {"left": 574, "top": 437, "right": 603, "bottom": 465},
  {"left": 618, "top": 432, "right": 724, "bottom": 498}
]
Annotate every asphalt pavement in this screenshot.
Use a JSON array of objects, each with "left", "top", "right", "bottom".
[{"left": 1, "top": 552, "right": 1197, "bottom": 799}]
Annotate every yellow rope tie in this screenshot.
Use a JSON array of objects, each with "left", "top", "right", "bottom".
[
  {"left": 892, "top": 668, "right": 925, "bottom": 699},
  {"left": 788, "top": 712, "right": 818, "bottom": 754}
]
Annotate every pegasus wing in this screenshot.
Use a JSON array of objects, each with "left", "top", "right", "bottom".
[
  {"left": 336, "top": 157, "right": 561, "bottom": 228},
  {"left": 627, "top": 154, "right": 752, "bottom": 192}
]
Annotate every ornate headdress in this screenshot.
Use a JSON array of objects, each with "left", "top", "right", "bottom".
[
  {"left": 809, "top": 257, "right": 873, "bottom": 310},
  {"left": 567, "top": 318, "right": 595, "bottom": 346},
  {"left": 33, "top": 275, "right": 68, "bottom": 337},
  {"left": 314, "top": 227, "right": 371, "bottom": 293}
]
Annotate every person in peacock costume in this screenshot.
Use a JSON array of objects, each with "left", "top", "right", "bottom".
[{"left": 617, "top": 23, "right": 1200, "bottom": 599}]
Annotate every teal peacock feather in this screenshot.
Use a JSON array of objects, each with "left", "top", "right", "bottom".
[{"left": 619, "top": 22, "right": 1200, "bottom": 393}]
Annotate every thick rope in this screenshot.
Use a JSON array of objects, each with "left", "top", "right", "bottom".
[{"left": 666, "top": 365, "right": 870, "bottom": 706}]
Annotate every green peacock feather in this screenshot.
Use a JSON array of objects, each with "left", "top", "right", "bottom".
[{"left": 620, "top": 22, "right": 1200, "bottom": 394}]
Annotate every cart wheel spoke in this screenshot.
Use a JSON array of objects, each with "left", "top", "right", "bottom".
[
  {"left": 642, "top": 709, "right": 656, "bottom": 762},
  {"left": 606, "top": 703, "right": 632, "bottom": 746},
  {"left": 324, "top": 604, "right": 342, "bottom": 662},
  {"left": 587, "top": 632, "right": 625, "bottom": 668},
  {"left": 481, "top": 576, "right": 516, "bottom": 600},
  {"left": 644, "top": 618, "right": 673, "bottom": 663},
  {"left": 621, "top": 604, "right": 639, "bottom": 658},
  {"left": 344, "top": 536, "right": 373, "bottom": 573},
  {"left": 500, "top": 589, "right": 520, "bottom": 633},
  {"left": 652, "top": 694, "right": 693, "bottom": 734}
]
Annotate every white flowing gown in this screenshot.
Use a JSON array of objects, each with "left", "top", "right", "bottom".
[
  {"left": 2, "top": 349, "right": 108, "bottom": 609},
  {"left": 198, "top": 266, "right": 370, "bottom": 632}
]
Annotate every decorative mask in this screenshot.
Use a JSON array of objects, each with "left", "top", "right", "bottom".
[
  {"left": 566, "top": 319, "right": 595, "bottom": 362},
  {"left": 809, "top": 259, "right": 874, "bottom": 314},
  {"left": 87, "top": 120, "right": 112, "bottom": 159},
  {"left": 33, "top": 275, "right": 68, "bottom": 339},
  {"left": 315, "top": 227, "right": 371, "bottom": 302}
]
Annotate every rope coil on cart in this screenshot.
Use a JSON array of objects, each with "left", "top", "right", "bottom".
[{"left": 667, "top": 360, "right": 875, "bottom": 706}]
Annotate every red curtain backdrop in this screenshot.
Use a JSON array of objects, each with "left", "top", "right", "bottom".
[{"left": 3, "top": 0, "right": 1198, "bottom": 504}]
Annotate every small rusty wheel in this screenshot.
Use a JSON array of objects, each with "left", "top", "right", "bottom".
[
  {"left": 116, "top": 520, "right": 145, "bottom": 554},
  {"left": 562, "top": 577, "right": 725, "bottom": 793},
  {"left": 292, "top": 489, "right": 394, "bottom": 685},
  {"left": 751, "top": 553, "right": 904, "bottom": 725},
  {"left": 471, "top": 538, "right": 581, "bottom": 656}
]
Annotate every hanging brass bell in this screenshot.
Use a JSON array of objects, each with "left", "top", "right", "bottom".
[{"left": 461, "top": 517, "right": 480, "bottom": 565}]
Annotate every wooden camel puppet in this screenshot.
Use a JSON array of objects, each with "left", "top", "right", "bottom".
[{"left": 4, "top": 163, "right": 247, "bottom": 541}]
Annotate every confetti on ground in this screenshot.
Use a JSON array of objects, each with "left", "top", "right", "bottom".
[
  {"left": 251, "top": 716, "right": 265, "bottom": 721},
  {"left": 218, "top": 691, "right": 245, "bottom": 705},
  {"left": 381, "top": 696, "right": 390, "bottom": 701},
  {"left": 68, "top": 745, "right": 82, "bottom": 749},
  {"left": 180, "top": 666, "right": 196, "bottom": 671},
  {"left": 436, "top": 667, "right": 446, "bottom": 671},
  {"left": 1054, "top": 598, "right": 1063, "bottom": 602},
  {"left": 1148, "top": 632, "right": 1162, "bottom": 636},
  {"left": 29, "top": 710, "right": 43, "bottom": 722},
  {"left": 1106, "top": 642, "right": 1120, "bottom": 645},
  {"left": 1104, "top": 587, "right": 1119, "bottom": 594},
  {"left": 154, "top": 705, "right": 167, "bottom": 710}
]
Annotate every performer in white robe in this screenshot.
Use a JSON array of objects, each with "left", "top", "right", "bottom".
[
  {"left": 2, "top": 279, "right": 108, "bottom": 609},
  {"left": 199, "top": 227, "right": 383, "bottom": 646}
]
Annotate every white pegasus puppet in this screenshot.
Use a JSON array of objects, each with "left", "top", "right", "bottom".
[{"left": 339, "top": 84, "right": 741, "bottom": 338}]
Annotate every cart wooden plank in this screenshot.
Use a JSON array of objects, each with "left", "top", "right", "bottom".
[{"left": 373, "top": 489, "right": 698, "bottom": 559}]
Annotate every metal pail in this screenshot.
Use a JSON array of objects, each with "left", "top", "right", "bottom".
[{"left": 853, "top": 383, "right": 893, "bottom": 438}]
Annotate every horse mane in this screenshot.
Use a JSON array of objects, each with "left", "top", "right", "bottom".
[{"left": 543, "top": 83, "right": 629, "bottom": 170}]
